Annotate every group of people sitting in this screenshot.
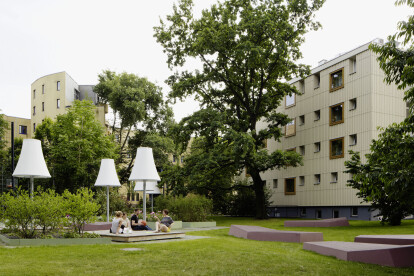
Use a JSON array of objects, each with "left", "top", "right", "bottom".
[{"left": 110, "top": 208, "right": 173, "bottom": 234}]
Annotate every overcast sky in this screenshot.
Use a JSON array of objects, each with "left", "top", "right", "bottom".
[{"left": 0, "top": 0, "right": 411, "bottom": 121}]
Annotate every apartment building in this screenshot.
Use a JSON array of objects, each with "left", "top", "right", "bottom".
[
  {"left": 31, "top": 71, "right": 106, "bottom": 136},
  {"left": 260, "top": 39, "right": 406, "bottom": 220},
  {"left": 2, "top": 115, "right": 31, "bottom": 147}
]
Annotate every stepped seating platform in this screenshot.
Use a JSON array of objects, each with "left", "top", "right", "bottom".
[
  {"left": 99, "top": 230, "right": 185, "bottom": 243},
  {"left": 83, "top": 222, "right": 112, "bottom": 231},
  {"left": 284, "top": 217, "right": 349, "bottom": 227},
  {"left": 303, "top": 241, "right": 414, "bottom": 267},
  {"left": 229, "top": 225, "right": 323, "bottom": 243},
  {"left": 354, "top": 235, "right": 414, "bottom": 245}
]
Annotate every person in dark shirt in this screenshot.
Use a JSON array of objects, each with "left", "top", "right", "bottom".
[
  {"left": 130, "top": 208, "right": 152, "bottom": 231},
  {"left": 153, "top": 209, "right": 174, "bottom": 233}
]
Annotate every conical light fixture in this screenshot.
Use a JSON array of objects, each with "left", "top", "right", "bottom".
[
  {"left": 13, "top": 139, "right": 51, "bottom": 198},
  {"left": 95, "top": 159, "right": 121, "bottom": 222},
  {"left": 129, "top": 147, "right": 160, "bottom": 221}
]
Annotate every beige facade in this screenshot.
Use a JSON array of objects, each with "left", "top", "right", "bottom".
[
  {"left": 259, "top": 40, "right": 406, "bottom": 219},
  {"left": 3, "top": 115, "right": 31, "bottom": 147}
]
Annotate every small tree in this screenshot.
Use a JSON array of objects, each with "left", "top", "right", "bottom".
[
  {"left": 34, "top": 188, "right": 66, "bottom": 234},
  {"left": 62, "top": 188, "right": 100, "bottom": 235}
]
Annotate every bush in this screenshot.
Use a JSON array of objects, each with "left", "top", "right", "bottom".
[
  {"left": 35, "top": 188, "right": 66, "bottom": 234},
  {"left": 156, "top": 194, "right": 213, "bottom": 222},
  {"left": 95, "top": 188, "right": 133, "bottom": 217}
]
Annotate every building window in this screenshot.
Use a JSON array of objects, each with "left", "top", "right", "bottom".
[
  {"left": 299, "top": 145, "right": 305, "bottom": 155},
  {"left": 299, "top": 80, "right": 305, "bottom": 94},
  {"left": 329, "top": 103, "right": 344, "bottom": 126},
  {"left": 313, "top": 72, "right": 320, "bottom": 89},
  {"left": 349, "top": 98, "right": 357, "bottom": 110},
  {"left": 349, "top": 134, "right": 357, "bottom": 146},
  {"left": 273, "top": 179, "right": 278, "bottom": 189},
  {"left": 333, "top": 210, "right": 339, "bottom": 218},
  {"left": 57, "top": 99, "right": 60, "bottom": 109},
  {"left": 42, "top": 102, "right": 45, "bottom": 112},
  {"left": 351, "top": 207, "right": 358, "bottom": 217},
  {"left": 300, "top": 208, "right": 306, "bottom": 216},
  {"left": 299, "top": 176, "right": 305, "bottom": 186},
  {"left": 285, "top": 118, "right": 296, "bottom": 137},
  {"left": 181, "top": 156, "right": 184, "bottom": 163},
  {"left": 286, "top": 147, "right": 296, "bottom": 152},
  {"left": 330, "top": 172, "right": 338, "bottom": 183},
  {"left": 173, "top": 155, "right": 177, "bottom": 163},
  {"left": 285, "top": 94, "right": 296, "bottom": 108},
  {"left": 115, "top": 134, "right": 119, "bottom": 142},
  {"left": 57, "top": 81, "right": 61, "bottom": 91},
  {"left": 19, "top": 125, "right": 27, "bottom": 135},
  {"left": 33, "top": 123, "right": 36, "bottom": 132},
  {"left": 330, "top": 68, "right": 344, "bottom": 92},
  {"left": 74, "top": 89, "right": 80, "bottom": 100},
  {"left": 349, "top": 56, "right": 356, "bottom": 74},
  {"left": 284, "top": 178, "right": 296, "bottom": 195},
  {"left": 33, "top": 89, "right": 36, "bottom": 99},
  {"left": 314, "top": 174, "right": 321, "bottom": 185},
  {"left": 316, "top": 210, "right": 322, "bottom": 219},
  {"left": 330, "top": 137, "right": 344, "bottom": 159},
  {"left": 314, "top": 142, "right": 320, "bottom": 153},
  {"left": 33, "top": 106, "right": 36, "bottom": 115},
  {"left": 42, "top": 84, "right": 45, "bottom": 94},
  {"left": 314, "top": 110, "right": 320, "bottom": 121},
  {"left": 299, "top": 115, "right": 305, "bottom": 125}
]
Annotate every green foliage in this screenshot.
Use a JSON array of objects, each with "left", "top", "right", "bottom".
[
  {"left": 155, "top": 194, "right": 213, "bottom": 222},
  {"left": 62, "top": 188, "right": 100, "bottom": 235},
  {"left": 95, "top": 188, "right": 133, "bottom": 216},
  {"left": 0, "top": 112, "right": 8, "bottom": 161},
  {"left": 154, "top": 0, "right": 324, "bottom": 218},
  {"left": 35, "top": 101, "right": 118, "bottom": 193},
  {"left": 34, "top": 188, "right": 66, "bottom": 234}
]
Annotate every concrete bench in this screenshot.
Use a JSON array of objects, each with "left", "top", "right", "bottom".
[
  {"left": 303, "top": 241, "right": 414, "bottom": 267},
  {"left": 354, "top": 235, "right": 414, "bottom": 245},
  {"left": 83, "top": 222, "right": 112, "bottom": 231},
  {"left": 99, "top": 230, "right": 185, "bottom": 243},
  {"left": 284, "top": 217, "right": 349, "bottom": 227},
  {"left": 229, "top": 225, "right": 323, "bottom": 243}
]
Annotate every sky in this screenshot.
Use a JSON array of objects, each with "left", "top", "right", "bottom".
[{"left": 0, "top": 0, "right": 411, "bottom": 121}]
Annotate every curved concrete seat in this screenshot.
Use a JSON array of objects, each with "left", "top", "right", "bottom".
[{"left": 284, "top": 217, "right": 349, "bottom": 227}]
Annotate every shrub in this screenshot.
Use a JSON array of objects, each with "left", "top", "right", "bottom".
[
  {"left": 95, "top": 188, "right": 133, "bottom": 217},
  {"left": 34, "top": 188, "right": 66, "bottom": 234}
]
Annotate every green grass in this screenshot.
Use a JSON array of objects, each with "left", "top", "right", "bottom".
[{"left": 1, "top": 217, "right": 414, "bottom": 275}]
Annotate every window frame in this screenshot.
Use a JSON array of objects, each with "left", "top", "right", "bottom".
[
  {"left": 42, "top": 102, "right": 45, "bottom": 112},
  {"left": 299, "top": 176, "right": 305, "bottom": 186},
  {"left": 330, "top": 172, "right": 338, "bottom": 183},
  {"left": 313, "top": 72, "right": 320, "bottom": 89},
  {"left": 57, "top": 81, "right": 61, "bottom": 91},
  {"left": 351, "top": 207, "right": 358, "bottom": 217},
  {"left": 349, "top": 98, "right": 357, "bottom": 111},
  {"left": 33, "top": 89, "right": 36, "bottom": 99},
  {"left": 314, "top": 174, "right": 321, "bottom": 185},
  {"left": 42, "top": 84, "right": 45, "bottom": 94},
  {"left": 349, "top": 134, "right": 357, "bottom": 146},
  {"left": 272, "top": 179, "right": 278, "bottom": 189},
  {"left": 299, "top": 115, "right": 305, "bottom": 125},
  {"left": 285, "top": 93, "right": 296, "bottom": 108},
  {"left": 329, "top": 102, "right": 344, "bottom": 126},
  {"left": 329, "top": 68, "right": 344, "bottom": 92},
  {"left": 284, "top": 177, "right": 296, "bottom": 195},
  {"left": 19, "top": 125, "right": 27, "bottom": 135},
  {"left": 314, "top": 110, "right": 320, "bottom": 121},
  {"left": 57, "top": 99, "right": 61, "bottom": 109},
  {"left": 314, "top": 142, "right": 321, "bottom": 153},
  {"left": 285, "top": 118, "right": 296, "bottom": 137},
  {"left": 329, "top": 137, "right": 345, "bottom": 159}
]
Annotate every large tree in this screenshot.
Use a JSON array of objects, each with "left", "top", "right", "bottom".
[
  {"left": 345, "top": 0, "right": 414, "bottom": 225},
  {"left": 94, "top": 71, "right": 175, "bottom": 183},
  {"left": 154, "top": 0, "right": 324, "bottom": 218}
]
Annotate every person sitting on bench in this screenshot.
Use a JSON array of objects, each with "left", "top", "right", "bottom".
[
  {"left": 131, "top": 208, "right": 152, "bottom": 231},
  {"left": 110, "top": 211, "right": 123, "bottom": 234},
  {"left": 153, "top": 209, "right": 174, "bottom": 233}
]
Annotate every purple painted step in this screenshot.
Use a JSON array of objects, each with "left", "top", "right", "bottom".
[
  {"left": 229, "top": 225, "right": 323, "bottom": 243},
  {"left": 284, "top": 217, "right": 349, "bottom": 227},
  {"left": 303, "top": 241, "right": 414, "bottom": 267},
  {"left": 355, "top": 235, "right": 414, "bottom": 245},
  {"left": 83, "top": 222, "right": 112, "bottom": 231}
]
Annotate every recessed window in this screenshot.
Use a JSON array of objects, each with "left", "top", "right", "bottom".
[
  {"left": 316, "top": 210, "right": 322, "bottom": 219},
  {"left": 300, "top": 208, "right": 306, "bottom": 216},
  {"left": 285, "top": 94, "right": 296, "bottom": 108},
  {"left": 57, "top": 99, "right": 61, "bottom": 109},
  {"left": 330, "top": 68, "right": 344, "bottom": 92},
  {"left": 299, "top": 145, "right": 305, "bottom": 155},
  {"left": 349, "top": 98, "right": 357, "bottom": 110},
  {"left": 349, "top": 56, "right": 356, "bottom": 74},
  {"left": 299, "top": 80, "right": 305, "bottom": 94},
  {"left": 330, "top": 103, "right": 344, "bottom": 126},
  {"left": 42, "top": 85, "right": 45, "bottom": 94},
  {"left": 351, "top": 207, "right": 358, "bottom": 217},
  {"left": 181, "top": 156, "right": 184, "bottom": 163},
  {"left": 33, "top": 106, "right": 36, "bottom": 115},
  {"left": 314, "top": 110, "right": 320, "bottom": 121},
  {"left": 285, "top": 118, "right": 296, "bottom": 137},
  {"left": 299, "top": 115, "right": 305, "bottom": 125},
  {"left": 173, "top": 156, "right": 177, "bottom": 163},
  {"left": 273, "top": 179, "right": 277, "bottom": 189},
  {"left": 57, "top": 81, "right": 61, "bottom": 91},
  {"left": 33, "top": 89, "right": 36, "bottom": 99},
  {"left": 115, "top": 134, "right": 119, "bottom": 142},
  {"left": 313, "top": 72, "right": 320, "bottom": 89},
  {"left": 314, "top": 142, "right": 321, "bottom": 153},
  {"left": 42, "top": 102, "right": 45, "bottom": 112},
  {"left": 33, "top": 123, "right": 36, "bottom": 132},
  {"left": 19, "top": 125, "right": 27, "bottom": 135},
  {"left": 330, "top": 172, "right": 338, "bottom": 183},
  {"left": 286, "top": 147, "right": 296, "bottom": 152},
  {"left": 284, "top": 178, "right": 296, "bottom": 195},
  {"left": 333, "top": 210, "right": 339, "bottom": 218},
  {"left": 74, "top": 89, "right": 80, "bottom": 100},
  {"left": 314, "top": 174, "right": 321, "bottom": 185},
  {"left": 299, "top": 176, "right": 305, "bottom": 186},
  {"left": 330, "top": 137, "right": 344, "bottom": 159},
  {"left": 273, "top": 179, "right": 278, "bottom": 189},
  {"left": 349, "top": 134, "right": 357, "bottom": 146}
]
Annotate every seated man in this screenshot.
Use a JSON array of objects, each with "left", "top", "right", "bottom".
[{"left": 130, "top": 208, "right": 152, "bottom": 231}]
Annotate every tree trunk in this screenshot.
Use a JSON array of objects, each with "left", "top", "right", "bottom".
[{"left": 251, "top": 170, "right": 267, "bottom": 219}]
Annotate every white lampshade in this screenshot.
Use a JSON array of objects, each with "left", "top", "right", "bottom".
[
  {"left": 134, "top": 181, "right": 156, "bottom": 191},
  {"left": 146, "top": 185, "right": 161, "bottom": 195},
  {"left": 13, "top": 139, "right": 51, "bottom": 178},
  {"left": 94, "top": 159, "right": 121, "bottom": 187},
  {"left": 129, "top": 147, "right": 161, "bottom": 181}
]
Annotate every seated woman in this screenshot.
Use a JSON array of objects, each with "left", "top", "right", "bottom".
[
  {"left": 110, "top": 211, "right": 123, "bottom": 234},
  {"left": 154, "top": 209, "right": 174, "bottom": 233},
  {"left": 121, "top": 212, "right": 131, "bottom": 233}
]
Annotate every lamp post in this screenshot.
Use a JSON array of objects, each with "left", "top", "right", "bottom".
[
  {"left": 146, "top": 185, "right": 161, "bottom": 213},
  {"left": 134, "top": 181, "right": 156, "bottom": 213},
  {"left": 129, "top": 147, "right": 160, "bottom": 222},
  {"left": 12, "top": 139, "right": 51, "bottom": 198},
  {"left": 94, "top": 159, "right": 121, "bottom": 222}
]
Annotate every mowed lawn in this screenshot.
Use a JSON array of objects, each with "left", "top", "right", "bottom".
[{"left": 1, "top": 217, "right": 414, "bottom": 275}]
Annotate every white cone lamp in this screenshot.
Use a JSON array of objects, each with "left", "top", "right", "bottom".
[
  {"left": 146, "top": 185, "right": 161, "bottom": 213},
  {"left": 95, "top": 159, "right": 121, "bottom": 222},
  {"left": 129, "top": 147, "right": 160, "bottom": 222},
  {"left": 13, "top": 139, "right": 51, "bottom": 198},
  {"left": 134, "top": 181, "right": 157, "bottom": 213}
]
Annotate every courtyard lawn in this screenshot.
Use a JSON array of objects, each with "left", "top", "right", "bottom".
[{"left": 0, "top": 217, "right": 413, "bottom": 275}]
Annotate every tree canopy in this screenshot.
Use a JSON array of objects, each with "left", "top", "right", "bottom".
[{"left": 154, "top": 0, "right": 324, "bottom": 218}]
